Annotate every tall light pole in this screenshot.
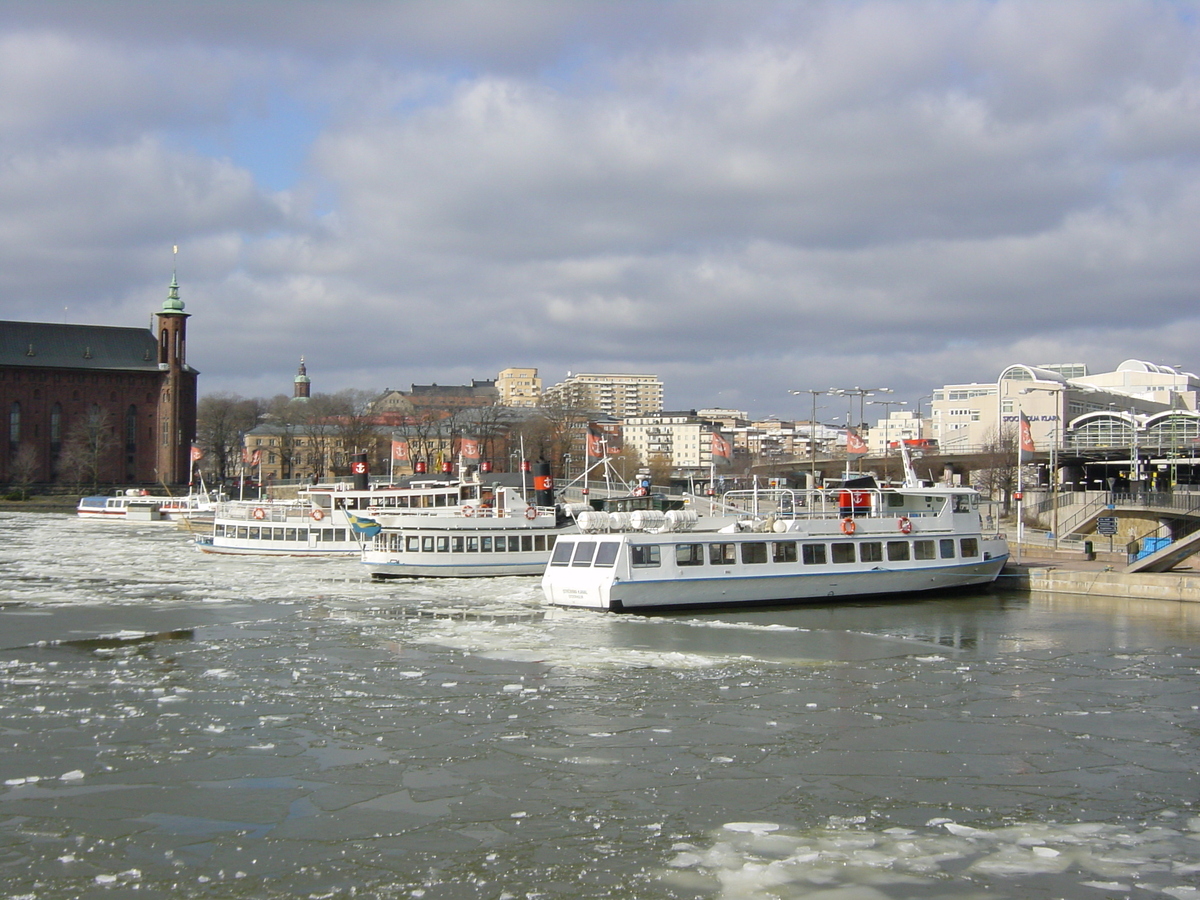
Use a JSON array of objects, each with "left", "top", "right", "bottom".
[
  {"left": 829, "top": 386, "right": 892, "bottom": 433},
  {"left": 869, "top": 398, "right": 907, "bottom": 482},
  {"left": 830, "top": 387, "right": 891, "bottom": 478},
  {"left": 788, "top": 389, "right": 828, "bottom": 489}
]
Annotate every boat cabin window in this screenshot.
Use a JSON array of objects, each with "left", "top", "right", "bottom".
[
  {"left": 594, "top": 542, "right": 619, "bottom": 567},
  {"left": 940, "top": 539, "right": 956, "bottom": 558},
  {"left": 452, "top": 536, "right": 464, "bottom": 552},
  {"left": 953, "top": 495, "right": 973, "bottom": 513},
  {"left": 436, "top": 536, "right": 449, "bottom": 552},
  {"left": 572, "top": 542, "right": 598, "bottom": 566},
  {"left": 772, "top": 542, "right": 797, "bottom": 563},
  {"left": 481, "top": 536, "right": 493, "bottom": 552},
  {"left": 630, "top": 544, "right": 661, "bottom": 568},
  {"left": 802, "top": 543, "right": 827, "bottom": 565},
  {"left": 914, "top": 540, "right": 936, "bottom": 560},
  {"left": 831, "top": 542, "right": 855, "bottom": 564},
  {"left": 676, "top": 544, "right": 704, "bottom": 566},
  {"left": 550, "top": 541, "right": 574, "bottom": 566},
  {"left": 886, "top": 541, "right": 910, "bottom": 561},
  {"left": 740, "top": 542, "right": 768, "bottom": 564},
  {"left": 959, "top": 537, "right": 979, "bottom": 558},
  {"left": 859, "top": 542, "right": 882, "bottom": 562},
  {"left": 708, "top": 543, "right": 736, "bottom": 565},
  {"left": 522, "top": 535, "right": 533, "bottom": 552}
]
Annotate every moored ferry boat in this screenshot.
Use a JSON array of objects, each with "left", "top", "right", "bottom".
[
  {"left": 361, "top": 483, "right": 577, "bottom": 578},
  {"left": 79, "top": 483, "right": 226, "bottom": 523},
  {"left": 541, "top": 477, "right": 1008, "bottom": 612},
  {"left": 77, "top": 490, "right": 173, "bottom": 520},
  {"left": 196, "top": 477, "right": 514, "bottom": 556}
]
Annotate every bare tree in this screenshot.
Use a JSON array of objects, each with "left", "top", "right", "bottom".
[
  {"left": 332, "top": 389, "right": 385, "bottom": 475},
  {"left": 8, "top": 444, "right": 38, "bottom": 499},
  {"left": 973, "top": 424, "right": 1018, "bottom": 515},
  {"left": 196, "top": 393, "right": 262, "bottom": 482},
  {"left": 59, "top": 407, "right": 118, "bottom": 491}
]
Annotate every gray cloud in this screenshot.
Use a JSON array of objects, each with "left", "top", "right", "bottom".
[{"left": 1, "top": 0, "right": 1198, "bottom": 416}]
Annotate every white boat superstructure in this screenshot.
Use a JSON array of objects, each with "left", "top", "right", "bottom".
[
  {"left": 362, "top": 485, "right": 579, "bottom": 578},
  {"left": 77, "top": 490, "right": 173, "bottom": 520},
  {"left": 541, "top": 480, "right": 1009, "bottom": 612},
  {"left": 79, "top": 481, "right": 227, "bottom": 523},
  {"left": 196, "top": 478, "right": 501, "bottom": 556}
]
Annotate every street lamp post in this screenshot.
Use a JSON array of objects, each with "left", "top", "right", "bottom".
[
  {"left": 829, "top": 386, "right": 891, "bottom": 479},
  {"left": 869, "top": 399, "right": 907, "bottom": 482},
  {"left": 788, "top": 389, "right": 828, "bottom": 489}
]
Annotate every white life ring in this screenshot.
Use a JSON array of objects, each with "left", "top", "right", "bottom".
[
  {"left": 252, "top": 507, "right": 266, "bottom": 521},
  {"left": 840, "top": 517, "right": 856, "bottom": 535},
  {"left": 524, "top": 506, "right": 538, "bottom": 520},
  {"left": 897, "top": 516, "right": 912, "bottom": 534},
  {"left": 311, "top": 509, "right": 325, "bottom": 521},
  {"left": 462, "top": 505, "right": 474, "bottom": 517}
]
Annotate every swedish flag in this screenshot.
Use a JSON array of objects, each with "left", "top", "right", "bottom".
[{"left": 346, "top": 512, "right": 382, "bottom": 537}]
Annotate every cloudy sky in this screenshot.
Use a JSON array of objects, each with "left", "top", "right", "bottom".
[{"left": 2, "top": 0, "right": 1199, "bottom": 420}]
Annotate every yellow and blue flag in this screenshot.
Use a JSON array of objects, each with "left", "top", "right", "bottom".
[{"left": 346, "top": 512, "right": 382, "bottom": 537}]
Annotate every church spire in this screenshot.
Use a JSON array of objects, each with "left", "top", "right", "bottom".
[{"left": 294, "top": 356, "right": 311, "bottom": 399}]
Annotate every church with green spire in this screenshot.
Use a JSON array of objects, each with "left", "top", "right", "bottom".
[{"left": 0, "top": 264, "right": 199, "bottom": 486}]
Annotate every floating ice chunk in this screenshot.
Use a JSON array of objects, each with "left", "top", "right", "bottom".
[
  {"left": 1163, "top": 888, "right": 1200, "bottom": 900},
  {"left": 501, "top": 684, "right": 524, "bottom": 693},
  {"left": 724, "top": 822, "right": 781, "bottom": 835},
  {"left": 1083, "top": 882, "right": 1131, "bottom": 891},
  {"left": 59, "top": 769, "right": 84, "bottom": 781}
]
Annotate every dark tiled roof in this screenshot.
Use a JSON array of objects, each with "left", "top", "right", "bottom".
[{"left": 0, "top": 320, "right": 161, "bottom": 372}]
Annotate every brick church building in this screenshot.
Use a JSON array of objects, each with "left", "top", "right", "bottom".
[{"left": 0, "top": 274, "right": 198, "bottom": 487}]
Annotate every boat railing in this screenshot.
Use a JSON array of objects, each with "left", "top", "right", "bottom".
[
  {"left": 718, "top": 488, "right": 941, "bottom": 521},
  {"left": 215, "top": 501, "right": 313, "bottom": 523}
]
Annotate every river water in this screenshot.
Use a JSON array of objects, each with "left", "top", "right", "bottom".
[{"left": 0, "top": 511, "right": 1197, "bottom": 900}]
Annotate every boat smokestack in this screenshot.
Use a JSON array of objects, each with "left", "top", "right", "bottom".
[
  {"left": 533, "top": 460, "right": 554, "bottom": 508},
  {"left": 351, "top": 452, "right": 368, "bottom": 491}
]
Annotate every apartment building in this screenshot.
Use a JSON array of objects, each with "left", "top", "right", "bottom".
[
  {"left": 622, "top": 410, "right": 730, "bottom": 474},
  {"left": 496, "top": 367, "right": 542, "bottom": 407},
  {"left": 542, "top": 372, "right": 663, "bottom": 417}
]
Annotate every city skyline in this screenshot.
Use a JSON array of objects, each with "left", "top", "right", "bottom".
[{"left": 1, "top": 1, "right": 1198, "bottom": 418}]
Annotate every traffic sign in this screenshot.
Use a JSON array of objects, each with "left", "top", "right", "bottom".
[{"left": 1097, "top": 516, "right": 1118, "bottom": 535}]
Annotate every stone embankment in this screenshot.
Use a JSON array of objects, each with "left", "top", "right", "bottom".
[{"left": 1001, "top": 543, "right": 1200, "bottom": 602}]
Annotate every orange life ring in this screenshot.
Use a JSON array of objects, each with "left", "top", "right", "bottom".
[
  {"left": 462, "top": 505, "right": 474, "bottom": 517},
  {"left": 524, "top": 506, "right": 538, "bottom": 520},
  {"left": 840, "top": 517, "right": 856, "bottom": 535},
  {"left": 311, "top": 509, "right": 325, "bottom": 521},
  {"left": 252, "top": 507, "right": 266, "bottom": 520},
  {"left": 897, "top": 516, "right": 912, "bottom": 534}
]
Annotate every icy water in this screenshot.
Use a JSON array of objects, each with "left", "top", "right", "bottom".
[{"left": 0, "top": 513, "right": 1198, "bottom": 900}]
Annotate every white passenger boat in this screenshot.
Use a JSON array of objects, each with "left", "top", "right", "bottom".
[
  {"left": 77, "top": 490, "right": 174, "bottom": 520},
  {"left": 361, "top": 483, "right": 579, "bottom": 578},
  {"left": 541, "top": 474, "right": 1009, "bottom": 612},
  {"left": 196, "top": 477, "right": 505, "bottom": 556}
]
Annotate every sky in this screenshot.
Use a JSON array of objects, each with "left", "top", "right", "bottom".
[{"left": 2, "top": 0, "right": 1199, "bottom": 422}]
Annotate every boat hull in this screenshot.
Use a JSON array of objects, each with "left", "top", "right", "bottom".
[{"left": 542, "top": 534, "right": 1009, "bottom": 611}]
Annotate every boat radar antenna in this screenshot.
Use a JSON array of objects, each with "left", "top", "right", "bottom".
[{"left": 897, "top": 440, "right": 919, "bottom": 487}]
